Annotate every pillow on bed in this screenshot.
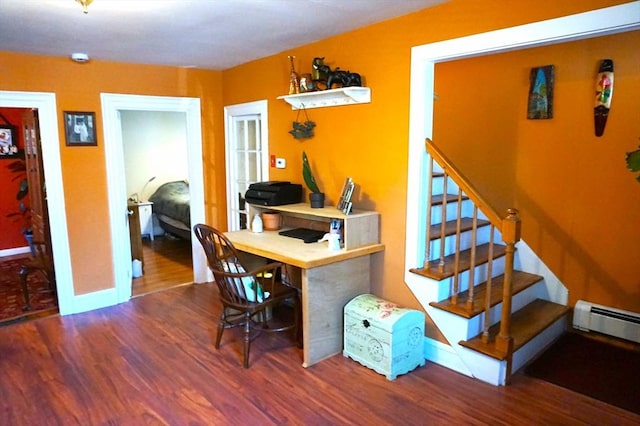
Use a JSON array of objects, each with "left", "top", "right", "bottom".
[{"left": 223, "top": 262, "right": 269, "bottom": 303}]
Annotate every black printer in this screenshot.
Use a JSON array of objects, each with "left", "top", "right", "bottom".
[{"left": 245, "top": 181, "right": 302, "bottom": 206}]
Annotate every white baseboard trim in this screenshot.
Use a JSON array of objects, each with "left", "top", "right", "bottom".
[
  {"left": 0, "top": 246, "right": 30, "bottom": 258},
  {"left": 67, "top": 287, "right": 121, "bottom": 315},
  {"left": 423, "top": 337, "right": 473, "bottom": 378}
]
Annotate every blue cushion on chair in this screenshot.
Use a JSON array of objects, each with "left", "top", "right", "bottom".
[{"left": 224, "top": 263, "right": 269, "bottom": 302}]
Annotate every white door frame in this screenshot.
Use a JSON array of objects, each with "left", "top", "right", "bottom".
[
  {"left": 224, "top": 100, "right": 269, "bottom": 231},
  {"left": 0, "top": 91, "right": 74, "bottom": 314},
  {"left": 102, "top": 93, "right": 207, "bottom": 308},
  {"left": 404, "top": 2, "right": 640, "bottom": 286}
]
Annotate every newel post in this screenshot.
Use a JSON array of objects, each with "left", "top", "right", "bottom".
[{"left": 496, "top": 208, "right": 521, "bottom": 380}]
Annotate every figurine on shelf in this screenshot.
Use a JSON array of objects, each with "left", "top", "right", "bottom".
[
  {"left": 312, "top": 57, "right": 326, "bottom": 81},
  {"left": 299, "top": 73, "right": 315, "bottom": 92},
  {"left": 316, "top": 64, "right": 362, "bottom": 90},
  {"left": 288, "top": 55, "right": 300, "bottom": 95}
]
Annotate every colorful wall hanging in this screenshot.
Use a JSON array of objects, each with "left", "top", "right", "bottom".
[
  {"left": 527, "top": 65, "right": 554, "bottom": 120},
  {"left": 594, "top": 59, "right": 614, "bottom": 137}
]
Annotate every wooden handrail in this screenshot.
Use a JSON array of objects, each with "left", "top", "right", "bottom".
[{"left": 426, "top": 139, "right": 502, "bottom": 227}]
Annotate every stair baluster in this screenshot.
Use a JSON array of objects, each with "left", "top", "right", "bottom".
[
  {"left": 466, "top": 206, "right": 479, "bottom": 311},
  {"left": 482, "top": 226, "right": 495, "bottom": 343},
  {"left": 424, "top": 159, "right": 435, "bottom": 265},
  {"left": 438, "top": 175, "right": 448, "bottom": 273},
  {"left": 451, "top": 189, "right": 464, "bottom": 304}
]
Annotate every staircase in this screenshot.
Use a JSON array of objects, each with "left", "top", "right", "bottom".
[{"left": 407, "top": 139, "right": 569, "bottom": 385}]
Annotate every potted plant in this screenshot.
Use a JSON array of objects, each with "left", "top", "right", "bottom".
[
  {"left": 626, "top": 143, "right": 640, "bottom": 182},
  {"left": 302, "top": 151, "right": 324, "bottom": 208}
]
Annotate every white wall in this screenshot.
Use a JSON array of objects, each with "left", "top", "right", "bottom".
[{"left": 121, "top": 110, "right": 188, "bottom": 201}]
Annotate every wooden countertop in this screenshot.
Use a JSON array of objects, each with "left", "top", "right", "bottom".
[{"left": 225, "top": 229, "right": 384, "bottom": 269}]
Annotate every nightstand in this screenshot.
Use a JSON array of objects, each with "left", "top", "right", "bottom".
[{"left": 137, "top": 201, "right": 154, "bottom": 240}]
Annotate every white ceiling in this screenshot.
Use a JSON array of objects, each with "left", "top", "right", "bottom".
[{"left": 0, "top": 0, "right": 445, "bottom": 70}]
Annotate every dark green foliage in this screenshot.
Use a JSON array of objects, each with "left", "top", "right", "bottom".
[
  {"left": 626, "top": 145, "right": 640, "bottom": 183},
  {"left": 302, "top": 151, "right": 321, "bottom": 193}
]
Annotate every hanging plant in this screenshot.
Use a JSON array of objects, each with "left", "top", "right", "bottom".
[{"left": 289, "top": 105, "right": 316, "bottom": 140}]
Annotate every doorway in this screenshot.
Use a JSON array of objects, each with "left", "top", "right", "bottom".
[
  {"left": 0, "top": 92, "right": 74, "bottom": 315},
  {"left": 120, "top": 109, "right": 193, "bottom": 297},
  {"left": 224, "top": 100, "right": 269, "bottom": 232},
  {"left": 403, "top": 2, "right": 640, "bottom": 288},
  {"left": 101, "top": 93, "right": 208, "bottom": 305}
]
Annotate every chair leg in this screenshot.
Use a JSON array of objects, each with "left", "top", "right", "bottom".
[
  {"left": 243, "top": 312, "right": 251, "bottom": 368},
  {"left": 18, "top": 266, "right": 31, "bottom": 311},
  {"left": 215, "top": 311, "right": 225, "bottom": 349}
]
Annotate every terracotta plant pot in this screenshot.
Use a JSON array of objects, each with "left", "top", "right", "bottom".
[{"left": 262, "top": 211, "right": 282, "bottom": 230}]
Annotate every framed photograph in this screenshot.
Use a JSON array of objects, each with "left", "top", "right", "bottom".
[
  {"left": 64, "top": 111, "right": 97, "bottom": 146},
  {"left": 527, "top": 65, "right": 554, "bottom": 120},
  {"left": 337, "top": 177, "right": 355, "bottom": 215},
  {"left": 0, "top": 124, "right": 19, "bottom": 159}
]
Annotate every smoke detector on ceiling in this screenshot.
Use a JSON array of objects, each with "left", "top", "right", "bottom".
[{"left": 71, "top": 53, "right": 90, "bottom": 63}]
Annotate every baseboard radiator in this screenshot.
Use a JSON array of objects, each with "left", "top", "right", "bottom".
[{"left": 573, "top": 300, "right": 640, "bottom": 343}]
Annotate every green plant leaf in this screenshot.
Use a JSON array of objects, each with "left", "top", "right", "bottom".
[
  {"left": 626, "top": 146, "right": 640, "bottom": 183},
  {"left": 302, "top": 151, "right": 321, "bottom": 193}
]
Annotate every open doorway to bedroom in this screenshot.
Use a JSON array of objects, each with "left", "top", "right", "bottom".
[
  {"left": 102, "top": 93, "right": 207, "bottom": 306},
  {"left": 120, "top": 110, "right": 193, "bottom": 297}
]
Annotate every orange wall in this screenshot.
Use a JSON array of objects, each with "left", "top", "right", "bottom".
[
  {"left": 0, "top": 53, "right": 224, "bottom": 294},
  {"left": 434, "top": 31, "right": 640, "bottom": 311},
  {"left": 221, "top": 0, "right": 636, "bottom": 313},
  {"left": 0, "top": 0, "right": 634, "bottom": 311}
]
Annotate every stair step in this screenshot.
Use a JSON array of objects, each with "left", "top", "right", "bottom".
[
  {"left": 429, "top": 270, "right": 543, "bottom": 319},
  {"left": 431, "top": 193, "right": 469, "bottom": 205},
  {"left": 409, "top": 243, "right": 507, "bottom": 281},
  {"left": 429, "top": 218, "right": 491, "bottom": 240},
  {"left": 459, "top": 299, "right": 570, "bottom": 360}
]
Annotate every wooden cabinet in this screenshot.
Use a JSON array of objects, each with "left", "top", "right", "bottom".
[{"left": 128, "top": 202, "right": 144, "bottom": 267}]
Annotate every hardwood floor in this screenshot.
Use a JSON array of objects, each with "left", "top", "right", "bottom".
[
  {"left": 132, "top": 235, "right": 193, "bottom": 297},
  {"left": 1, "top": 282, "right": 638, "bottom": 425}
]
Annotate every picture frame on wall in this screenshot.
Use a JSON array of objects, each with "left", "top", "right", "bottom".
[
  {"left": 0, "top": 124, "right": 19, "bottom": 159},
  {"left": 527, "top": 65, "right": 555, "bottom": 120},
  {"left": 64, "top": 111, "right": 97, "bottom": 146}
]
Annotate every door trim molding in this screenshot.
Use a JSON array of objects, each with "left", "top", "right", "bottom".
[
  {"left": 101, "top": 93, "right": 207, "bottom": 308},
  {"left": 0, "top": 91, "right": 74, "bottom": 314}
]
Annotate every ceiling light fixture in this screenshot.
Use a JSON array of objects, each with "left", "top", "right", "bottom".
[{"left": 75, "top": 0, "right": 94, "bottom": 14}]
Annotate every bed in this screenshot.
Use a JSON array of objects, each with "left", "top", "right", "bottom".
[{"left": 148, "top": 180, "right": 191, "bottom": 240}]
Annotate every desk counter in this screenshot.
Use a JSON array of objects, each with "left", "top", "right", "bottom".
[
  {"left": 225, "top": 227, "right": 385, "bottom": 368},
  {"left": 225, "top": 229, "right": 384, "bottom": 269}
]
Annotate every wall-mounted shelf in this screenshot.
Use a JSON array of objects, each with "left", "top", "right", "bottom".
[{"left": 278, "top": 87, "right": 371, "bottom": 110}]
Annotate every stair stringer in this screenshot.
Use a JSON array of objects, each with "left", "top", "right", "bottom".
[{"left": 513, "top": 239, "right": 568, "bottom": 305}]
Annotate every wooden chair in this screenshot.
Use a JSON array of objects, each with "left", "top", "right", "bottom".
[
  {"left": 193, "top": 224, "right": 300, "bottom": 368},
  {"left": 19, "top": 240, "right": 55, "bottom": 311}
]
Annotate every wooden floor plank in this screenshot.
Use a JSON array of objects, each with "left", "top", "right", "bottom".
[
  {"left": 0, "top": 284, "right": 638, "bottom": 425},
  {"left": 132, "top": 235, "right": 193, "bottom": 297}
]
